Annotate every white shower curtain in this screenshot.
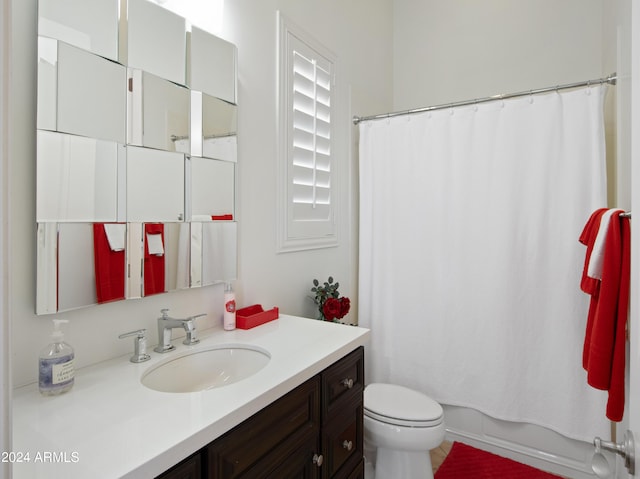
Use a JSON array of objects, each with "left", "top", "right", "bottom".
[{"left": 358, "top": 85, "right": 610, "bottom": 442}]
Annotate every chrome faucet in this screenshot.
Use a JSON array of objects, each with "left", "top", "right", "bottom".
[{"left": 154, "top": 309, "right": 206, "bottom": 353}]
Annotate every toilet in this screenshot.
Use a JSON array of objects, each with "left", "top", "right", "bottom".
[{"left": 364, "top": 383, "right": 445, "bottom": 479}]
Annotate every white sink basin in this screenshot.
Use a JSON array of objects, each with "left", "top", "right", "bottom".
[{"left": 141, "top": 345, "right": 271, "bottom": 393}]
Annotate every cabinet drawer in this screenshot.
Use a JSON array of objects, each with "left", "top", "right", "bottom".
[
  {"left": 322, "top": 397, "right": 363, "bottom": 479},
  {"left": 207, "top": 376, "right": 321, "bottom": 478},
  {"left": 321, "top": 347, "right": 364, "bottom": 421}
]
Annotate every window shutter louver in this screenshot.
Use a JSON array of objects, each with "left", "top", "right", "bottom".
[{"left": 291, "top": 49, "right": 332, "bottom": 222}]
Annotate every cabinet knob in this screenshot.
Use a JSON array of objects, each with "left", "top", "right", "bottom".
[
  {"left": 312, "top": 454, "right": 324, "bottom": 467},
  {"left": 341, "top": 378, "right": 354, "bottom": 389},
  {"left": 342, "top": 440, "right": 353, "bottom": 451}
]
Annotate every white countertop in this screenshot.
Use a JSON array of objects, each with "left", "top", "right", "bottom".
[{"left": 12, "top": 315, "right": 370, "bottom": 478}]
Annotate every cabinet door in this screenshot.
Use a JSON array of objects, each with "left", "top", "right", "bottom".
[
  {"left": 345, "top": 459, "right": 364, "bottom": 479},
  {"left": 207, "top": 376, "right": 320, "bottom": 478},
  {"left": 322, "top": 398, "right": 363, "bottom": 479}
]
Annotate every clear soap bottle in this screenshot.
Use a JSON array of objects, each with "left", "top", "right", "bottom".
[{"left": 39, "top": 319, "right": 75, "bottom": 396}]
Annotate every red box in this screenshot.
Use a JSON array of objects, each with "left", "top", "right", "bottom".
[{"left": 236, "top": 305, "right": 279, "bottom": 330}]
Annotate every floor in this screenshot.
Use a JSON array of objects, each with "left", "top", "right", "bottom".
[{"left": 430, "top": 441, "right": 453, "bottom": 473}]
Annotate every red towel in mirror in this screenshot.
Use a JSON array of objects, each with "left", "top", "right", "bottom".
[
  {"left": 93, "top": 223, "right": 126, "bottom": 304},
  {"left": 144, "top": 223, "right": 166, "bottom": 296}
]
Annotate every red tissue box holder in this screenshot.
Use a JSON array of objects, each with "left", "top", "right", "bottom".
[{"left": 236, "top": 305, "right": 279, "bottom": 330}]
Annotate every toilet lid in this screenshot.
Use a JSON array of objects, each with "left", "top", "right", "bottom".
[{"left": 364, "top": 383, "right": 443, "bottom": 427}]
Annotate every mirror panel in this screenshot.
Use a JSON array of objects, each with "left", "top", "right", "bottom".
[
  {"left": 37, "top": 37, "right": 58, "bottom": 131},
  {"left": 37, "top": 131, "right": 122, "bottom": 222},
  {"left": 56, "top": 41, "right": 126, "bottom": 143},
  {"left": 92, "top": 222, "right": 127, "bottom": 304},
  {"left": 36, "top": 222, "right": 128, "bottom": 315},
  {"left": 128, "top": 71, "right": 190, "bottom": 152},
  {"left": 127, "top": 0, "right": 187, "bottom": 86},
  {"left": 58, "top": 223, "right": 99, "bottom": 311},
  {"left": 191, "top": 157, "right": 235, "bottom": 220},
  {"left": 201, "top": 222, "right": 237, "bottom": 286},
  {"left": 189, "top": 25, "right": 236, "bottom": 103},
  {"left": 189, "top": 222, "right": 237, "bottom": 288},
  {"left": 202, "top": 94, "right": 237, "bottom": 161},
  {"left": 126, "top": 222, "right": 143, "bottom": 299},
  {"left": 141, "top": 222, "right": 191, "bottom": 296},
  {"left": 190, "top": 222, "right": 203, "bottom": 288},
  {"left": 165, "top": 223, "right": 191, "bottom": 291},
  {"left": 143, "top": 223, "right": 166, "bottom": 296},
  {"left": 36, "top": 223, "right": 58, "bottom": 315},
  {"left": 38, "top": 0, "right": 119, "bottom": 61},
  {"left": 126, "top": 146, "right": 185, "bottom": 222}
]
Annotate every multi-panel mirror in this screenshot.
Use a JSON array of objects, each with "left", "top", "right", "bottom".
[{"left": 35, "top": 0, "right": 238, "bottom": 315}]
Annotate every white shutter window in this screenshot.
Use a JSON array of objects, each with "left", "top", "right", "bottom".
[{"left": 278, "top": 14, "right": 338, "bottom": 252}]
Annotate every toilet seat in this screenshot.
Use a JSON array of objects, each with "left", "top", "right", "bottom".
[{"left": 364, "top": 383, "right": 443, "bottom": 427}]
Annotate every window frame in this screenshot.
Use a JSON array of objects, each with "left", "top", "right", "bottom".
[{"left": 277, "top": 12, "right": 338, "bottom": 253}]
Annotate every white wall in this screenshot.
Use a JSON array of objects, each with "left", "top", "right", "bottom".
[
  {"left": 223, "top": 0, "right": 393, "bottom": 324},
  {"left": 9, "top": 0, "right": 393, "bottom": 387},
  {"left": 393, "top": 0, "right": 605, "bottom": 110},
  {"left": 1, "top": 0, "right": 12, "bottom": 476}
]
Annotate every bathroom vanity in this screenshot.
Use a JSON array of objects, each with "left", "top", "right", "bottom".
[
  {"left": 160, "top": 346, "right": 364, "bottom": 478},
  {"left": 12, "top": 315, "right": 369, "bottom": 478}
]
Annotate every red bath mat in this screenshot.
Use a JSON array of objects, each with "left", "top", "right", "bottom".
[{"left": 435, "top": 442, "right": 565, "bottom": 479}]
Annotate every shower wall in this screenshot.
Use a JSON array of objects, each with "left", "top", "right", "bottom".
[{"left": 391, "top": 1, "right": 627, "bottom": 477}]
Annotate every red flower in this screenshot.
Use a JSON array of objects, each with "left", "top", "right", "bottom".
[
  {"left": 339, "top": 297, "right": 350, "bottom": 318},
  {"left": 323, "top": 298, "right": 342, "bottom": 321}
]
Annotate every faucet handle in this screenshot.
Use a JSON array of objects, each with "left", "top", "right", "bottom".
[
  {"left": 160, "top": 308, "right": 170, "bottom": 319},
  {"left": 182, "top": 314, "right": 205, "bottom": 346},
  {"left": 119, "top": 329, "right": 151, "bottom": 363}
]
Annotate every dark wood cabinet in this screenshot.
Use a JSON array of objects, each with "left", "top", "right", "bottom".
[
  {"left": 156, "top": 452, "right": 202, "bottom": 479},
  {"left": 207, "top": 376, "right": 321, "bottom": 478},
  {"left": 320, "top": 347, "right": 364, "bottom": 479},
  {"left": 156, "top": 347, "right": 364, "bottom": 479}
]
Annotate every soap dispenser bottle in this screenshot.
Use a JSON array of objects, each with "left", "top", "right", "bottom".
[
  {"left": 39, "top": 319, "right": 75, "bottom": 396},
  {"left": 224, "top": 282, "right": 236, "bottom": 330}
]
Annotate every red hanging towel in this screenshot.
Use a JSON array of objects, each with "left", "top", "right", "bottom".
[
  {"left": 580, "top": 210, "right": 631, "bottom": 421},
  {"left": 93, "top": 223, "right": 126, "bottom": 303},
  {"left": 605, "top": 214, "right": 630, "bottom": 421},
  {"left": 144, "top": 223, "right": 166, "bottom": 296},
  {"left": 578, "top": 208, "right": 607, "bottom": 368}
]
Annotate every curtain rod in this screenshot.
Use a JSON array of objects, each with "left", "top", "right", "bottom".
[{"left": 352, "top": 73, "right": 617, "bottom": 125}]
